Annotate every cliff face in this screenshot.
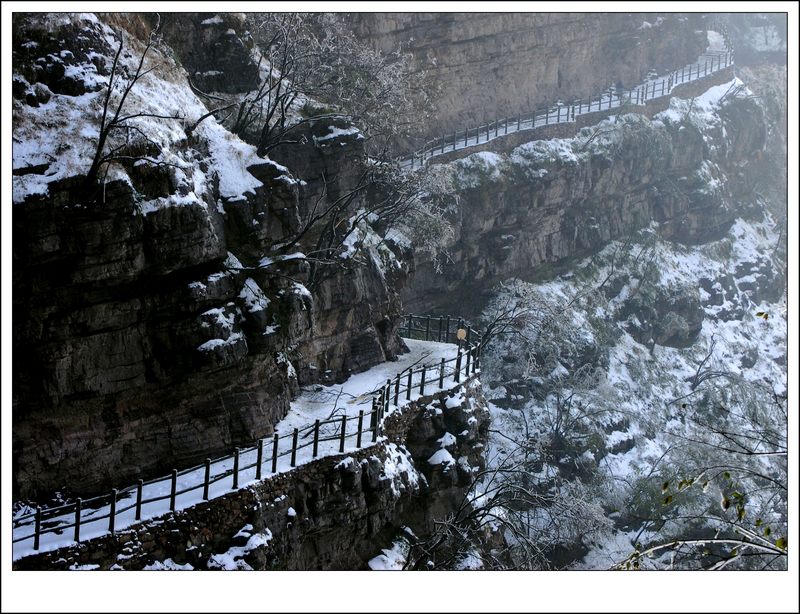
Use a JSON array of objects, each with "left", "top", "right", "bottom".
[
  {"left": 352, "top": 13, "right": 707, "bottom": 140},
  {"left": 12, "top": 14, "right": 406, "bottom": 499},
  {"left": 402, "top": 81, "right": 767, "bottom": 317}
]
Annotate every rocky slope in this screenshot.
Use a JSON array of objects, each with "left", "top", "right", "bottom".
[
  {"left": 447, "top": 71, "right": 786, "bottom": 569},
  {"left": 402, "top": 79, "right": 767, "bottom": 317},
  {"left": 12, "top": 13, "right": 407, "bottom": 499}
]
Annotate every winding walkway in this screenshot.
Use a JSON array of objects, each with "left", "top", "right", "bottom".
[
  {"left": 12, "top": 315, "right": 482, "bottom": 561},
  {"left": 401, "top": 28, "right": 733, "bottom": 170}
]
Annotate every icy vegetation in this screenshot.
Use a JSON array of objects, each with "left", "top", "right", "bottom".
[{"left": 481, "top": 211, "right": 786, "bottom": 569}]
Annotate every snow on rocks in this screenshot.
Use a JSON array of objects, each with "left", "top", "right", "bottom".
[
  {"left": 656, "top": 78, "right": 750, "bottom": 129},
  {"left": 12, "top": 12, "right": 272, "bottom": 208},
  {"left": 427, "top": 448, "right": 456, "bottom": 469},
  {"left": 313, "top": 124, "right": 364, "bottom": 144},
  {"left": 368, "top": 536, "right": 411, "bottom": 570},
  {"left": 142, "top": 558, "right": 194, "bottom": 571},
  {"left": 206, "top": 526, "right": 273, "bottom": 570},
  {"left": 380, "top": 444, "right": 422, "bottom": 497},
  {"left": 238, "top": 278, "right": 270, "bottom": 313}
]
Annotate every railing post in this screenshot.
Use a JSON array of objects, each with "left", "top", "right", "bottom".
[
  {"left": 73, "top": 499, "right": 82, "bottom": 543},
  {"left": 420, "top": 366, "right": 426, "bottom": 396},
  {"left": 372, "top": 406, "right": 379, "bottom": 443},
  {"left": 465, "top": 127, "right": 468, "bottom": 147},
  {"left": 33, "top": 506, "right": 41, "bottom": 551},
  {"left": 291, "top": 429, "right": 298, "bottom": 467},
  {"left": 170, "top": 469, "right": 177, "bottom": 511},
  {"left": 465, "top": 347, "right": 472, "bottom": 376},
  {"left": 394, "top": 375, "right": 400, "bottom": 406},
  {"left": 425, "top": 316, "right": 431, "bottom": 341},
  {"left": 453, "top": 131, "right": 457, "bottom": 151},
  {"left": 504, "top": 118, "right": 508, "bottom": 134},
  {"left": 356, "top": 410, "right": 364, "bottom": 448},
  {"left": 203, "top": 459, "right": 211, "bottom": 500},
  {"left": 136, "top": 479, "right": 143, "bottom": 520},
  {"left": 517, "top": 116, "right": 521, "bottom": 131},
  {"left": 545, "top": 108, "right": 549, "bottom": 125},
  {"left": 313, "top": 420, "right": 320, "bottom": 457},
  {"left": 233, "top": 448, "right": 240, "bottom": 489},
  {"left": 406, "top": 369, "right": 412, "bottom": 401},
  {"left": 386, "top": 379, "right": 392, "bottom": 412},
  {"left": 407, "top": 314, "right": 413, "bottom": 337},
  {"left": 454, "top": 349, "right": 462, "bottom": 383},
  {"left": 272, "top": 434, "right": 279, "bottom": 473},
  {"left": 467, "top": 326, "right": 472, "bottom": 345},
  {"left": 256, "top": 439, "right": 264, "bottom": 480},
  {"left": 439, "top": 357, "right": 445, "bottom": 388},
  {"left": 557, "top": 106, "right": 561, "bottom": 122},
  {"left": 445, "top": 316, "right": 451, "bottom": 342},
  {"left": 339, "top": 414, "right": 347, "bottom": 453},
  {"left": 108, "top": 489, "right": 117, "bottom": 535},
  {"left": 438, "top": 316, "right": 443, "bottom": 342},
  {"left": 704, "top": 60, "right": 708, "bottom": 76},
  {"left": 473, "top": 346, "right": 479, "bottom": 374}
]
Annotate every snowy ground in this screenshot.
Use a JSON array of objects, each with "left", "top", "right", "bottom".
[{"left": 12, "top": 338, "right": 467, "bottom": 561}]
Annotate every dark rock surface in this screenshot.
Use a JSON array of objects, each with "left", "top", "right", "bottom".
[{"left": 12, "top": 15, "right": 407, "bottom": 500}]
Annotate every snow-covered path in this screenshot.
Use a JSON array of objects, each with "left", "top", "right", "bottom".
[
  {"left": 401, "top": 29, "right": 732, "bottom": 170},
  {"left": 12, "top": 338, "right": 468, "bottom": 561}
]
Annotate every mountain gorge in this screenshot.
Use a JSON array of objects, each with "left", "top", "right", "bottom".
[{"left": 9, "top": 11, "right": 788, "bottom": 576}]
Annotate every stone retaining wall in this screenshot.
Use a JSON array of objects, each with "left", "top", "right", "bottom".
[{"left": 13, "top": 379, "right": 489, "bottom": 570}]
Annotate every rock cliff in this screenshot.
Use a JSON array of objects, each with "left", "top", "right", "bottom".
[
  {"left": 401, "top": 80, "right": 767, "bottom": 317},
  {"left": 352, "top": 13, "right": 707, "bottom": 141},
  {"left": 12, "top": 13, "right": 406, "bottom": 499}
]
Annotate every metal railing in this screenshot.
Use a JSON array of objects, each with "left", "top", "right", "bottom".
[
  {"left": 12, "top": 313, "right": 483, "bottom": 557},
  {"left": 401, "top": 26, "right": 734, "bottom": 170}
]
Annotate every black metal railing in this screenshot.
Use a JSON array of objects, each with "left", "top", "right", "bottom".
[
  {"left": 402, "top": 26, "right": 734, "bottom": 170},
  {"left": 12, "top": 313, "right": 483, "bottom": 557}
]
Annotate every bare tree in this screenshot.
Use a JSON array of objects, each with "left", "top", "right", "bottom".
[
  {"left": 615, "top": 375, "right": 787, "bottom": 570},
  {"left": 231, "top": 13, "right": 425, "bottom": 157},
  {"left": 84, "top": 20, "right": 186, "bottom": 198},
  {"left": 403, "top": 443, "right": 610, "bottom": 570}
]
